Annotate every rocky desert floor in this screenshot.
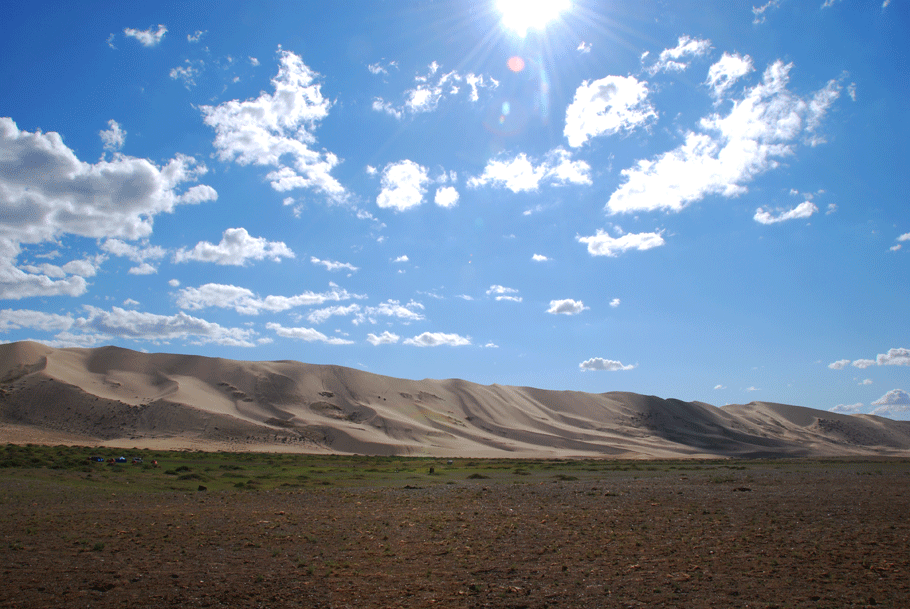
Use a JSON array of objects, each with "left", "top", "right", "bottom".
[{"left": 0, "top": 451, "right": 908, "bottom": 608}]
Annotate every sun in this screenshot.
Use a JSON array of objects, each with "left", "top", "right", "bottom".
[{"left": 497, "top": 0, "right": 571, "bottom": 37}]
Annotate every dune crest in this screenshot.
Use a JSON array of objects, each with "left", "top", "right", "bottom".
[{"left": 1, "top": 341, "right": 909, "bottom": 457}]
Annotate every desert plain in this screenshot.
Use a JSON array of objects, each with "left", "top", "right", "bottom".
[{"left": 1, "top": 341, "right": 909, "bottom": 607}]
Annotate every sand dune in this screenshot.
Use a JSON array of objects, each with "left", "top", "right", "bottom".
[{"left": 1, "top": 341, "right": 909, "bottom": 458}]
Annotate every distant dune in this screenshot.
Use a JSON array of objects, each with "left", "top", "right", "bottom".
[{"left": 1, "top": 341, "right": 909, "bottom": 458}]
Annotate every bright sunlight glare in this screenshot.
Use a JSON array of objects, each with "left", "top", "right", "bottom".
[{"left": 497, "top": 0, "right": 571, "bottom": 37}]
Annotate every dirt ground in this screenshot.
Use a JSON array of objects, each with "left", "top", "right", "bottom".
[{"left": 1, "top": 463, "right": 908, "bottom": 608}]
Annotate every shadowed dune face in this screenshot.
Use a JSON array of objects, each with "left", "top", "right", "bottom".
[{"left": 2, "top": 341, "right": 910, "bottom": 457}]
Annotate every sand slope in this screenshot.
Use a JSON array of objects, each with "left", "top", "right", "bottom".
[{"left": 1, "top": 341, "right": 909, "bottom": 457}]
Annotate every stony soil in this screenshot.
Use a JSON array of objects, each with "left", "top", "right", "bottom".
[{"left": 1, "top": 464, "right": 908, "bottom": 608}]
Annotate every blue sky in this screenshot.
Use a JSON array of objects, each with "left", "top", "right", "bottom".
[{"left": 1, "top": 0, "right": 908, "bottom": 418}]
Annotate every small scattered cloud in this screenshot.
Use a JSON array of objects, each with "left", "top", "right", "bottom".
[
  {"left": 173, "top": 228, "right": 293, "bottom": 266},
  {"left": 705, "top": 53, "right": 754, "bottom": 99},
  {"left": 579, "top": 357, "right": 635, "bottom": 371},
  {"left": 99, "top": 119, "right": 126, "bottom": 154},
  {"left": 106, "top": 33, "right": 117, "bottom": 49},
  {"left": 853, "top": 359, "right": 876, "bottom": 369},
  {"left": 564, "top": 76, "right": 656, "bottom": 147},
  {"left": 170, "top": 59, "right": 205, "bottom": 89},
  {"left": 532, "top": 254, "right": 550, "bottom": 262},
  {"left": 187, "top": 30, "right": 206, "bottom": 43},
  {"left": 311, "top": 256, "right": 358, "bottom": 272},
  {"left": 645, "top": 36, "right": 712, "bottom": 76},
  {"left": 266, "top": 322, "right": 354, "bottom": 345},
  {"left": 377, "top": 160, "right": 429, "bottom": 211},
  {"left": 393, "top": 255, "right": 409, "bottom": 263},
  {"left": 487, "top": 285, "right": 522, "bottom": 302},
  {"left": 434, "top": 186, "right": 459, "bottom": 208},
  {"left": 372, "top": 62, "right": 497, "bottom": 118},
  {"left": 746, "top": 386, "right": 760, "bottom": 392},
  {"left": 860, "top": 379, "right": 873, "bottom": 385},
  {"left": 714, "top": 384, "right": 726, "bottom": 390},
  {"left": 547, "top": 299, "right": 587, "bottom": 315},
  {"left": 828, "top": 359, "right": 850, "bottom": 370},
  {"left": 577, "top": 41, "right": 592, "bottom": 54},
  {"left": 752, "top": 0, "right": 782, "bottom": 24},
  {"left": 609, "top": 298, "right": 621, "bottom": 308},
  {"left": 468, "top": 148, "right": 590, "bottom": 193},
  {"left": 577, "top": 229, "right": 665, "bottom": 257},
  {"left": 403, "top": 332, "right": 471, "bottom": 347},
  {"left": 830, "top": 402, "right": 864, "bottom": 414},
  {"left": 754, "top": 202, "right": 818, "bottom": 224},
  {"left": 123, "top": 24, "right": 168, "bottom": 47},
  {"left": 366, "top": 331, "right": 400, "bottom": 345}
]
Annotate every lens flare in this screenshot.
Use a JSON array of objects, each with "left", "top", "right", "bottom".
[{"left": 507, "top": 56, "right": 525, "bottom": 72}]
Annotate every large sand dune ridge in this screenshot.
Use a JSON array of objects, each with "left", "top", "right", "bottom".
[{"left": 1, "top": 341, "right": 908, "bottom": 457}]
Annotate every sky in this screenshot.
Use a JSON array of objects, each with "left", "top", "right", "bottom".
[{"left": 1, "top": 0, "right": 908, "bottom": 418}]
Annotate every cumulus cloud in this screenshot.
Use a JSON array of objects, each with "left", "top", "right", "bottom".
[
  {"left": 754, "top": 202, "right": 818, "bottom": 224},
  {"left": 366, "top": 331, "right": 400, "bottom": 345},
  {"left": 173, "top": 228, "right": 294, "bottom": 266},
  {"left": 830, "top": 403, "right": 864, "bottom": 414},
  {"left": 645, "top": 36, "right": 712, "bottom": 75},
  {"left": 706, "top": 53, "right": 754, "bottom": 99},
  {"left": 532, "top": 254, "right": 550, "bottom": 262},
  {"left": 0, "top": 118, "right": 215, "bottom": 298},
  {"left": 468, "top": 148, "right": 590, "bottom": 192},
  {"left": 393, "top": 255, "right": 409, "bottom": 263},
  {"left": 354, "top": 300, "right": 425, "bottom": 325},
  {"left": 176, "top": 282, "right": 364, "bottom": 315},
  {"left": 377, "top": 160, "right": 429, "bottom": 211},
  {"left": 577, "top": 229, "right": 665, "bottom": 257},
  {"left": 487, "top": 285, "right": 522, "bottom": 302},
  {"left": 877, "top": 348, "right": 910, "bottom": 366},
  {"left": 372, "top": 62, "right": 497, "bottom": 118},
  {"left": 311, "top": 256, "right": 358, "bottom": 272},
  {"left": 306, "top": 304, "right": 361, "bottom": 325},
  {"left": 170, "top": 59, "right": 204, "bottom": 89},
  {"left": 99, "top": 120, "right": 126, "bottom": 153},
  {"left": 577, "top": 41, "right": 592, "bottom": 54},
  {"left": 606, "top": 61, "right": 842, "bottom": 214},
  {"left": 403, "top": 332, "right": 471, "bottom": 347},
  {"left": 610, "top": 298, "right": 621, "bottom": 308},
  {"left": 434, "top": 186, "right": 459, "bottom": 208},
  {"left": 200, "top": 50, "right": 344, "bottom": 201},
  {"left": 266, "top": 322, "right": 353, "bottom": 345},
  {"left": 870, "top": 389, "right": 910, "bottom": 418},
  {"left": 579, "top": 357, "right": 636, "bottom": 371},
  {"left": 564, "top": 76, "right": 656, "bottom": 147},
  {"left": 547, "top": 299, "right": 588, "bottom": 315},
  {"left": 123, "top": 25, "right": 167, "bottom": 47},
  {"left": 852, "top": 359, "right": 876, "bottom": 369},
  {"left": 828, "top": 359, "right": 851, "bottom": 370},
  {"left": 74, "top": 305, "right": 256, "bottom": 347},
  {"left": 0, "top": 308, "right": 74, "bottom": 333}
]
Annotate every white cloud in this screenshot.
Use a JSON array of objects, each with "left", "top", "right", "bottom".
[
  {"left": 170, "top": 59, "right": 204, "bottom": 89},
  {"left": 168, "top": 279, "right": 180, "bottom": 287},
  {"left": 579, "top": 357, "right": 636, "bottom": 371},
  {"left": 403, "top": 332, "right": 471, "bottom": 347},
  {"left": 852, "top": 359, "right": 876, "bottom": 369},
  {"left": 828, "top": 359, "right": 851, "bottom": 370},
  {"left": 376, "top": 160, "right": 429, "bottom": 211},
  {"left": 898, "top": 233, "right": 910, "bottom": 241},
  {"left": 564, "top": 76, "right": 656, "bottom": 147},
  {"left": 366, "top": 331, "right": 400, "bottom": 345},
  {"left": 826, "top": 203, "right": 838, "bottom": 215},
  {"left": 860, "top": 379, "right": 873, "bottom": 385},
  {"left": 714, "top": 384, "right": 725, "bottom": 390},
  {"left": 577, "top": 41, "right": 592, "bottom": 54},
  {"left": 752, "top": 0, "right": 782, "bottom": 24},
  {"left": 821, "top": 0, "right": 841, "bottom": 8},
  {"left": 754, "top": 202, "right": 818, "bottom": 224},
  {"left": 266, "top": 322, "right": 353, "bottom": 345},
  {"left": 746, "top": 386, "right": 760, "bottom": 392},
  {"left": 187, "top": 30, "right": 206, "bottom": 43},
  {"left": 468, "top": 148, "right": 590, "bottom": 192},
  {"left": 610, "top": 298, "right": 621, "bottom": 308},
  {"left": 0, "top": 308, "right": 74, "bottom": 332},
  {"left": 830, "top": 402, "right": 864, "bottom": 414},
  {"left": 123, "top": 25, "right": 167, "bottom": 47},
  {"left": 393, "top": 255, "right": 409, "bottom": 263},
  {"left": 311, "top": 256, "right": 358, "bottom": 272},
  {"left": 547, "top": 299, "right": 588, "bottom": 315},
  {"left": 577, "top": 229, "right": 665, "bottom": 257},
  {"left": 74, "top": 305, "right": 257, "bottom": 347},
  {"left": 173, "top": 228, "right": 294, "bottom": 266},
  {"left": 878, "top": 347, "right": 910, "bottom": 366},
  {"left": 487, "top": 285, "right": 522, "bottom": 302},
  {"left": 128, "top": 262, "right": 157, "bottom": 275},
  {"left": 870, "top": 389, "right": 910, "bottom": 418},
  {"left": 434, "top": 186, "right": 459, "bottom": 208},
  {"left": 200, "top": 50, "right": 345, "bottom": 202},
  {"left": 99, "top": 119, "right": 126, "bottom": 153},
  {"left": 606, "top": 61, "right": 842, "bottom": 214},
  {"left": 176, "top": 282, "right": 364, "bottom": 315},
  {"left": 106, "top": 33, "right": 117, "bottom": 49},
  {"left": 372, "top": 63, "right": 497, "bottom": 118},
  {"left": 646, "top": 36, "right": 712, "bottom": 75},
  {"left": 306, "top": 304, "right": 361, "bottom": 325},
  {"left": 705, "top": 53, "right": 754, "bottom": 99},
  {"left": 354, "top": 300, "right": 425, "bottom": 325},
  {"left": 532, "top": 254, "right": 550, "bottom": 262}
]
